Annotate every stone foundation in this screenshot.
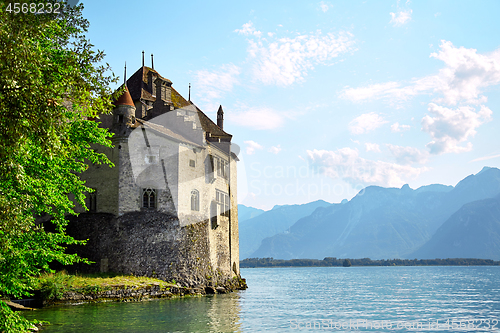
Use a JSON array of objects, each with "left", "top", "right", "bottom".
[
  {"left": 55, "top": 211, "right": 246, "bottom": 291},
  {"left": 43, "top": 278, "right": 247, "bottom": 307}
]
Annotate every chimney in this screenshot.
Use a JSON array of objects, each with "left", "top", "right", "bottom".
[{"left": 217, "top": 105, "right": 224, "bottom": 130}]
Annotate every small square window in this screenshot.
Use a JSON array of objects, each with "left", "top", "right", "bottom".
[
  {"left": 189, "top": 159, "right": 196, "bottom": 168},
  {"left": 146, "top": 155, "right": 157, "bottom": 164}
]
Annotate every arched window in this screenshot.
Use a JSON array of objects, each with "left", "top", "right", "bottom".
[
  {"left": 88, "top": 189, "right": 97, "bottom": 212},
  {"left": 191, "top": 190, "right": 199, "bottom": 211},
  {"left": 142, "top": 188, "right": 156, "bottom": 208}
]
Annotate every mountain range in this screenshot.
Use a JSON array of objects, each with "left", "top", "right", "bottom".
[
  {"left": 238, "top": 200, "right": 331, "bottom": 259},
  {"left": 240, "top": 167, "right": 500, "bottom": 260}
]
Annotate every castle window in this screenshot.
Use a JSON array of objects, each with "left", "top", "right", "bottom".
[
  {"left": 118, "top": 115, "right": 124, "bottom": 123},
  {"left": 88, "top": 189, "right": 97, "bottom": 212},
  {"left": 210, "top": 200, "right": 219, "bottom": 229},
  {"left": 222, "top": 160, "right": 228, "bottom": 180},
  {"left": 146, "top": 154, "right": 157, "bottom": 164},
  {"left": 142, "top": 188, "right": 156, "bottom": 208},
  {"left": 191, "top": 190, "right": 199, "bottom": 211},
  {"left": 208, "top": 155, "right": 216, "bottom": 181},
  {"left": 209, "top": 155, "right": 228, "bottom": 181},
  {"left": 189, "top": 159, "right": 196, "bottom": 168},
  {"left": 216, "top": 189, "right": 229, "bottom": 217}
]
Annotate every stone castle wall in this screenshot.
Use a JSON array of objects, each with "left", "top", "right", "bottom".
[{"left": 60, "top": 211, "right": 245, "bottom": 291}]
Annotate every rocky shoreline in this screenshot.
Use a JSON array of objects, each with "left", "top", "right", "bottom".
[{"left": 41, "top": 276, "right": 247, "bottom": 307}]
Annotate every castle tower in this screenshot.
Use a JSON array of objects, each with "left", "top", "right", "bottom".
[
  {"left": 217, "top": 105, "right": 224, "bottom": 130},
  {"left": 112, "top": 86, "right": 136, "bottom": 136}
]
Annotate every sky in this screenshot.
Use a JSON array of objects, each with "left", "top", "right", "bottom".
[{"left": 83, "top": 0, "right": 500, "bottom": 210}]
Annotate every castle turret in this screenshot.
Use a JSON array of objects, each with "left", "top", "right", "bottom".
[
  {"left": 112, "top": 86, "right": 136, "bottom": 136},
  {"left": 217, "top": 105, "right": 224, "bottom": 130}
]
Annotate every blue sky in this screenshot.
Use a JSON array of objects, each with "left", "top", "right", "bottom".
[{"left": 83, "top": 0, "right": 500, "bottom": 210}]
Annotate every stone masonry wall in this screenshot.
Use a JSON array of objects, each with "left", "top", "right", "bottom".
[{"left": 60, "top": 211, "right": 245, "bottom": 292}]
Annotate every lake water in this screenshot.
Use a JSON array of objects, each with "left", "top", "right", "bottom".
[{"left": 22, "top": 266, "right": 500, "bottom": 332}]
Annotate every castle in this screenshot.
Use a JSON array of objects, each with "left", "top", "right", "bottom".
[{"left": 67, "top": 63, "right": 244, "bottom": 292}]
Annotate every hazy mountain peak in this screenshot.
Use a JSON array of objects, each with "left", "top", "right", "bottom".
[
  {"left": 271, "top": 199, "right": 331, "bottom": 210},
  {"left": 414, "top": 184, "right": 454, "bottom": 194},
  {"left": 455, "top": 166, "right": 500, "bottom": 189},
  {"left": 478, "top": 166, "right": 494, "bottom": 175}
]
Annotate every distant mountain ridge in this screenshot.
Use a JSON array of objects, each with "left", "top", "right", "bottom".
[
  {"left": 238, "top": 200, "right": 331, "bottom": 259},
  {"left": 238, "top": 205, "right": 265, "bottom": 222},
  {"left": 249, "top": 167, "right": 500, "bottom": 260},
  {"left": 410, "top": 193, "right": 500, "bottom": 260}
]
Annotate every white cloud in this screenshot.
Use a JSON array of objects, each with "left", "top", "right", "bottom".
[
  {"left": 391, "top": 122, "right": 411, "bottom": 132},
  {"left": 340, "top": 41, "right": 500, "bottom": 106},
  {"left": 307, "top": 148, "right": 426, "bottom": 188},
  {"left": 349, "top": 112, "right": 388, "bottom": 135},
  {"left": 389, "top": 9, "right": 413, "bottom": 26},
  {"left": 421, "top": 103, "right": 492, "bottom": 154},
  {"left": 470, "top": 153, "right": 500, "bottom": 163},
  {"left": 341, "top": 82, "right": 401, "bottom": 102},
  {"left": 194, "top": 64, "right": 240, "bottom": 104},
  {"left": 234, "top": 21, "right": 262, "bottom": 37},
  {"left": 430, "top": 41, "right": 500, "bottom": 105},
  {"left": 244, "top": 140, "right": 263, "bottom": 155},
  {"left": 365, "top": 143, "right": 381, "bottom": 153},
  {"left": 319, "top": 1, "right": 331, "bottom": 12},
  {"left": 228, "top": 106, "right": 285, "bottom": 130},
  {"left": 268, "top": 145, "right": 282, "bottom": 154},
  {"left": 247, "top": 30, "right": 355, "bottom": 86},
  {"left": 387, "top": 144, "right": 429, "bottom": 165}
]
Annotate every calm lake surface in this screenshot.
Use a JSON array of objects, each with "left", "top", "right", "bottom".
[{"left": 23, "top": 266, "right": 500, "bottom": 332}]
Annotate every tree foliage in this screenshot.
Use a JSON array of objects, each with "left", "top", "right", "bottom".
[
  {"left": 0, "top": 1, "right": 117, "bottom": 330},
  {"left": 240, "top": 257, "right": 500, "bottom": 268}
]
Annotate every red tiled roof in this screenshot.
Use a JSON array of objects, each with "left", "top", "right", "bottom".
[{"left": 114, "top": 86, "right": 134, "bottom": 106}]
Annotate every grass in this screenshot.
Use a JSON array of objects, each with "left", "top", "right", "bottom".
[{"left": 34, "top": 271, "right": 176, "bottom": 301}]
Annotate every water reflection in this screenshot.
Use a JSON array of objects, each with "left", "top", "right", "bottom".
[
  {"left": 23, "top": 267, "right": 500, "bottom": 333},
  {"left": 22, "top": 292, "right": 242, "bottom": 333}
]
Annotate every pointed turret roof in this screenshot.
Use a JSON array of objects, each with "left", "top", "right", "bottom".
[{"left": 114, "top": 86, "right": 134, "bottom": 106}]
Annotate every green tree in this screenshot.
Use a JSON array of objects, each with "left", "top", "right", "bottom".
[
  {"left": 0, "top": 1, "right": 116, "bottom": 330},
  {"left": 343, "top": 259, "right": 352, "bottom": 267}
]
